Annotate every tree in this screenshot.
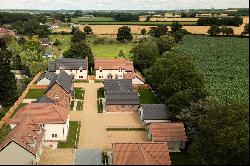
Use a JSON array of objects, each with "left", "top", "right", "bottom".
[
  {"left": 53, "top": 39, "right": 62, "bottom": 46},
  {"left": 63, "top": 41, "right": 94, "bottom": 71},
  {"left": 84, "top": 26, "right": 93, "bottom": 34},
  {"left": 0, "top": 45, "right": 17, "bottom": 106},
  {"left": 131, "top": 39, "right": 160, "bottom": 72},
  {"left": 141, "top": 28, "right": 147, "bottom": 35},
  {"left": 207, "top": 25, "right": 220, "bottom": 36},
  {"left": 171, "top": 21, "right": 183, "bottom": 33},
  {"left": 220, "top": 26, "right": 234, "bottom": 36},
  {"left": 37, "top": 25, "right": 50, "bottom": 38},
  {"left": 20, "top": 49, "right": 47, "bottom": 77},
  {"left": 118, "top": 50, "right": 125, "bottom": 58},
  {"left": 171, "top": 29, "right": 190, "bottom": 43},
  {"left": 242, "top": 23, "right": 249, "bottom": 35},
  {"left": 145, "top": 52, "right": 206, "bottom": 113},
  {"left": 157, "top": 35, "right": 176, "bottom": 54},
  {"left": 181, "top": 97, "right": 249, "bottom": 165},
  {"left": 146, "top": 16, "right": 151, "bottom": 22},
  {"left": 149, "top": 25, "right": 168, "bottom": 38},
  {"left": 71, "top": 28, "right": 86, "bottom": 43},
  {"left": 116, "top": 26, "right": 133, "bottom": 43},
  {"left": 6, "top": 38, "right": 23, "bottom": 70}
]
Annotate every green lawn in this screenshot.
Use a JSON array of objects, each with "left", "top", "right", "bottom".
[
  {"left": 97, "top": 88, "right": 104, "bottom": 98},
  {"left": 91, "top": 43, "right": 134, "bottom": 58},
  {"left": 49, "top": 34, "right": 72, "bottom": 54},
  {"left": 74, "top": 88, "right": 85, "bottom": 100},
  {"left": 58, "top": 121, "right": 81, "bottom": 148},
  {"left": 72, "top": 17, "right": 115, "bottom": 22},
  {"left": 175, "top": 35, "right": 249, "bottom": 103},
  {"left": 170, "top": 152, "right": 193, "bottom": 165},
  {"left": 25, "top": 89, "right": 47, "bottom": 99},
  {"left": 0, "top": 125, "right": 11, "bottom": 144},
  {"left": 138, "top": 89, "right": 160, "bottom": 104},
  {"left": 76, "top": 101, "right": 83, "bottom": 111}
]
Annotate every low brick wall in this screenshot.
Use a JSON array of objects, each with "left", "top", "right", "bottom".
[
  {"left": 30, "top": 85, "right": 48, "bottom": 89},
  {"left": 106, "top": 105, "right": 139, "bottom": 112},
  {"left": 0, "top": 72, "right": 42, "bottom": 129}
]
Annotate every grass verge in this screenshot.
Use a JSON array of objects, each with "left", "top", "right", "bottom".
[
  {"left": 97, "top": 99, "right": 103, "bottom": 113},
  {"left": 76, "top": 101, "right": 83, "bottom": 111},
  {"left": 97, "top": 88, "right": 104, "bottom": 98},
  {"left": 0, "top": 125, "right": 11, "bottom": 144},
  {"left": 58, "top": 121, "right": 81, "bottom": 148},
  {"left": 25, "top": 89, "right": 47, "bottom": 99},
  {"left": 74, "top": 88, "right": 85, "bottom": 100}
]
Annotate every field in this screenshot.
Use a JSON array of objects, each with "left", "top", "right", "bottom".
[
  {"left": 72, "top": 17, "right": 115, "bottom": 22},
  {"left": 74, "top": 21, "right": 197, "bottom": 26},
  {"left": 49, "top": 34, "right": 72, "bottom": 53},
  {"left": 175, "top": 35, "right": 249, "bottom": 103},
  {"left": 91, "top": 43, "right": 134, "bottom": 58}
]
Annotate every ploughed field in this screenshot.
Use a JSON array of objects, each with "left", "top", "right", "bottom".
[{"left": 175, "top": 35, "right": 249, "bottom": 103}]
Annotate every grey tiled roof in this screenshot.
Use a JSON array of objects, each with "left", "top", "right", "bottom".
[
  {"left": 44, "top": 72, "right": 58, "bottom": 81},
  {"left": 48, "top": 58, "right": 88, "bottom": 71},
  {"left": 47, "top": 70, "right": 74, "bottom": 94},
  {"left": 33, "top": 96, "right": 55, "bottom": 104},
  {"left": 104, "top": 79, "right": 133, "bottom": 91},
  {"left": 141, "top": 104, "right": 173, "bottom": 120},
  {"left": 105, "top": 91, "right": 140, "bottom": 105}
]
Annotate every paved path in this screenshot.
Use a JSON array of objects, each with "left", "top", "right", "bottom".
[{"left": 70, "top": 83, "right": 147, "bottom": 151}]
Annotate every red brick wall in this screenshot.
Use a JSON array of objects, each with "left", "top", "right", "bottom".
[
  {"left": 106, "top": 105, "right": 139, "bottom": 112},
  {"left": 45, "top": 83, "right": 70, "bottom": 109}
]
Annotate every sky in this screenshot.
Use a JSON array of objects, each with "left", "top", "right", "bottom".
[{"left": 0, "top": 0, "right": 248, "bottom": 10}]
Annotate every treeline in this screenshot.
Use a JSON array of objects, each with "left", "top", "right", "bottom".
[{"left": 197, "top": 16, "right": 243, "bottom": 26}]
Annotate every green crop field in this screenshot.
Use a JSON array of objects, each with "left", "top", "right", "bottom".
[
  {"left": 74, "top": 21, "right": 197, "bottom": 26},
  {"left": 72, "top": 17, "right": 115, "bottom": 22},
  {"left": 91, "top": 43, "right": 134, "bottom": 58},
  {"left": 175, "top": 35, "right": 249, "bottom": 103}
]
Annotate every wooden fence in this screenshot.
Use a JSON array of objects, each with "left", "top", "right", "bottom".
[{"left": 0, "top": 72, "right": 42, "bottom": 129}]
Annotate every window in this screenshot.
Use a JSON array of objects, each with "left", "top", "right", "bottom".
[
  {"left": 70, "top": 70, "right": 72, "bottom": 72},
  {"left": 80, "top": 70, "right": 83, "bottom": 72},
  {"left": 119, "top": 68, "right": 122, "bottom": 72},
  {"left": 79, "top": 76, "right": 83, "bottom": 79},
  {"left": 52, "top": 134, "right": 58, "bottom": 138},
  {"left": 99, "top": 76, "right": 102, "bottom": 78}
]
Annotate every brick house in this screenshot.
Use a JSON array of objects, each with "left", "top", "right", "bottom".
[
  {"left": 45, "top": 70, "right": 74, "bottom": 108},
  {"left": 95, "top": 58, "right": 134, "bottom": 80},
  {"left": 104, "top": 79, "right": 140, "bottom": 112}
]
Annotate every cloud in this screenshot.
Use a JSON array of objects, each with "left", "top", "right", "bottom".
[{"left": 0, "top": 0, "right": 248, "bottom": 10}]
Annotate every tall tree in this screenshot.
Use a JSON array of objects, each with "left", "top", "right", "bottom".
[
  {"left": 0, "top": 44, "right": 17, "bottom": 106},
  {"left": 6, "top": 38, "right": 23, "bottom": 70},
  {"left": 71, "top": 28, "right": 86, "bottom": 43},
  {"left": 63, "top": 41, "right": 94, "bottom": 72},
  {"left": 116, "top": 26, "right": 133, "bottom": 43},
  {"left": 171, "top": 21, "right": 183, "bottom": 33},
  {"left": 84, "top": 26, "right": 93, "bottom": 34},
  {"left": 145, "top": 52, "right": 206, "bottom": 113},
  {"left": 157, "top": 35, "right": 176, "bottom": 54},
  {"left": 181, "top": 97, "right": 249, "bottom": 165},
  {"left": 207, "top": 25, "right": 220, "bottom": 36},
  {"left": 131, "top": 39, "right": 160, "bottom": 72},
  {"left": 149, "top": 25, "right": 168, "bottom": 38}
]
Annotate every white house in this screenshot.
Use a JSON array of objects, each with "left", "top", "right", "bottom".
[
  {"left": 10, "top": 103, "right": 69, "bottom": 149},
  {"left": 139, "top": 104, "right": 173, "bottom": 125},
  {"left": 48, "top": 58, "right": 88, "bottom": 80},
  {"left": 0, "top": 117, "right": 45, "bottom": 165},
  {"left": 95, "top": 58, "right": 134, "bottom": 80}
]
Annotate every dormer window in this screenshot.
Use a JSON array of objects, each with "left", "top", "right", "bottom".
[{"left": 119, "top": 68, "right": 122, "bottom": 72}]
